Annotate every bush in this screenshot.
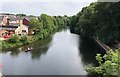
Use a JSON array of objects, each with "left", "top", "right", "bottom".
[
  {"left": 85, "top": 49, "right": 119, "bottom": 76},
  {"left": 20, "top": 35, "right": 29, "bottom": 44},
  {"left": 20, "top": 35, "right": 27, "bottom": 42},
  {"left": 8, "top": 35, "right": 19, "bottom": 43}
]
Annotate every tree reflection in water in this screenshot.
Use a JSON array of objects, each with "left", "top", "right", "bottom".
[
  {"left": 1, "top": 36, "right": 52, "bottom": 60},
  {"left": 79, "top": 37, "right": 105, "bottom": 66}
]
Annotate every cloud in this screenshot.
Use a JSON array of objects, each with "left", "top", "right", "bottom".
[
  {"left": 1, "top": 0, "right": 97, "bottom": 2},
  {"left": 1, "top": 1, "right": 97, "bottom": 16}
]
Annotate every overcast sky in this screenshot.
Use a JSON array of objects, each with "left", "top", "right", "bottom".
[{"left": 0, "top": 0, "right": 97, "bottom": 16}]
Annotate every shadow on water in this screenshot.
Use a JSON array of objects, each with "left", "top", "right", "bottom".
[
  {"left": 1, "top": 35, "right": 52, "bottom": 60},
  {"left": 79, "top": 37, "right": 106, "bottom": 66},
  {"left": 1, "top": 48, "right": 21, "bottom": 57}
]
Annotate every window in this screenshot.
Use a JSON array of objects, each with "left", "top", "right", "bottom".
[{"left": 22, "top": 30, "right": 26, "bottom": 32}]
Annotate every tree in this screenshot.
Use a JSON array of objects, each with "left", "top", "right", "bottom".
[
  {"left": 70, "top": 2, "right": 120, "bottom": 44},
  {"left": 29, "top": 18, "right": 42, "bottom": 35},
  {"left": 85, "top": 49, "right": 119, "bottom": 76},
  {"left": 16, "top": 13, "right": 26, "bottom": 16}
]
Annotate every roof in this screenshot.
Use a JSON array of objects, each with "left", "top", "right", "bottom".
[
  {"left": 0, "top": 25, "right": 18, "bottom": 31},
  {"left": 0, "top": 25, "right": 18, "bottom": 28},
  {"left": 23, "top": 16, "right": 34, "bottom": 20},
  {"left": 0, "top": 13, "right": 14, "bottom": 15},
  {"left": 9, "top": 23, "right": 19, "bottom": 26},
  {"left": 0, "top": 28, "right": 17, "bottom": 31},
  {"left": 9, "top": 18, "right": 17, "bottom": 21},
  {"left": 0, "top": 15, "right": 38, "bottom": 23},
  {"left": 9, "top": 16, "right": 23, "bottom": 21},
  {"left": 9, "top": 16, "right": 35, "bottom": 21}
]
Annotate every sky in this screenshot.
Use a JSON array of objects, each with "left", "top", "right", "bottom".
[{"left": 0, "top": 0, "right": 98, "bottom": 16}]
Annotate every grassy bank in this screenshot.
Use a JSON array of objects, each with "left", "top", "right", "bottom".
[
  {"left": 1, "top": 27, "right": 59, "bottom": 49},
  {"left": 1, "top": 34, "right": 47, "bottom": 49}
]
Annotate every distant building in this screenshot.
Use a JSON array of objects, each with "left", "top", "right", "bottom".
[
  {"left": 0, "top": 13, "right": 38, "bottom": 39},
  {"left": 0, "top": 29, "right": 9, "bottom": 37},
  {"left": 1, "top": 16, "right": 9, "bottom": 25},
  {"left": 15, "top": 24, "right": 29, "bottom": 36},
  {"left": 0, "top": 25, "right": 18, "bottom": 37}
]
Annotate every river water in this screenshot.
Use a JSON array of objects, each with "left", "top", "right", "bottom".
[{"left": 0, "top": 28, "right": 103, "bottom": 75}]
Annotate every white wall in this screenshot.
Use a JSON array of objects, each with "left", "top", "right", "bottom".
[{"left": 15, "top": 24, "right": 28, "bottom": 35}]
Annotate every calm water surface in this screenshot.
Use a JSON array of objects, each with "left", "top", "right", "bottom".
[{"left": 0, "top": 28, "right": 103, "bottom": 75}]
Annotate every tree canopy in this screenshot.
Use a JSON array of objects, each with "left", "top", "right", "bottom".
[{"left": 70, "top": 2, "right": 120, "bottom": 44}]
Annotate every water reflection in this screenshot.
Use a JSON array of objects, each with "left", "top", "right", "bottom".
[
  {"left": 1, "top": 28, "right": 103, "bottom": 75},
  {"left": 30, "top": 46, "right": 48, "bottom": 60},
  {"left": 1, "top": 36, "right": 52, "bottom": 60},
  {"left": 79, "top": 37, "right": 105, "bottom": 66}
]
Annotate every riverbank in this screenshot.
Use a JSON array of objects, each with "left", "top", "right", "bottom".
[
  {"left": 93, "top": 38, "right": 111, "bottom": 52},
  {"left": 1, "top": 13, "right": 70, "bottom": 50},
  {"left": 0, "top": 36, "right": 35, "bottom": 50},
  {"left": 93, "top": 37, "right": 120, "bottom": 52},
  {"left": 0, "top": 26, "right": 67, "bottom": 50},
  {"left": 0, "top": 28, "right": 59, "bottom": 50}
]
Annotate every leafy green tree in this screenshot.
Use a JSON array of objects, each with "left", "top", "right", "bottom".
[
  {"left": 29, "top": 18, "right": 42, "bottom": 35},
  {"left": 41, "top": 14, "right": 56, "bottom": 33},
  {"left": 30, "top": 14, "right": 70, "bottom": 38},
  {"left": 70, "top": 2, "right": 120, "bottom": 44},
  {"left": 85, "top": 49, "right": 120, "bottom": 76},
  {"left": 16, "top": 13, "right": 26, "bottom": 16}
]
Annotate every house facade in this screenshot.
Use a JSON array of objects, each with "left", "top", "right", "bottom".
[
  {"left": 0, "top": 29, "right": 8, "bottom": 37},
  {"left": 1, "top": 16, "right": 9, "bottom": 25},
  {"left": 15, "top": 24, "right": 28, "bottom": 36},
  {"left": 0, "top": 25, "right": 18, "bottom": 37},
  {"left": 0, "top": 13, "right": 38, "bottom": 40}
]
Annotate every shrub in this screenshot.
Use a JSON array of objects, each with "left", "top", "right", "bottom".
[
  {"left": 85, "top": 49, "right": 119, "bottom": 76},
  {"left": 8, "top": 35, "right": 19, "bottom": 43},
  {"left": 20, "top": 35, "right": 27, "bottom": 42},
  {"left": 20, "top": 35, "right": 29, "bottom": 44}
]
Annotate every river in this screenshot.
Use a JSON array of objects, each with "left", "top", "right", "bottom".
[{"left": 0, "top": 28, "right": 104, "bottom": 75}]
